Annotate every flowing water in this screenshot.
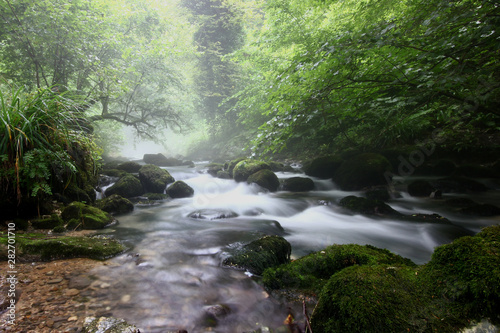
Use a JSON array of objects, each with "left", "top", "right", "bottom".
[{"left": 91, "top": 163, "right": 500, "bottom": 332}]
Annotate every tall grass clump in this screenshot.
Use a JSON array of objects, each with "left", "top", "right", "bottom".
[{"left": 0, "top": 85, "right": 95, "bottom": 215}]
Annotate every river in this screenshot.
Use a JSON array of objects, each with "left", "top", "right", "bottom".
[{"left": 92, "top": 162, "right": 499, "bottom": 332}]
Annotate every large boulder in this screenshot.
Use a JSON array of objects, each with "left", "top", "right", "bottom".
[
  {"left": 115, "top": 161, "right": 142, "bottom": 173},
  {"left": 143, "top": 153, "right": 183, "bottom": 166},
  {"left": 226, "top": 157, "right": 246, "bottom": 177},
  {"left": 83, "top": 316, "right": 139, "bottom": 333},
  {"left": 407, "top": 180, "right": 435, "bottom": 197},
  {"left": 304, "top": 155, "right": 343, "bottom": 179},
  {"left": 282, "top": 177, "right": 315, "bottom": 192},
  {"left": 333, "top": 153, "right": 392, "bottom": 191},
  {"left": 96, "top": 194, "right": 134, "bottom": 215},
  {"left": 247, "top": 169, "right": 280, "bottom": 192},
  {"left": 233, "top": 159, "right": 271, "bottom": 182},
  {"left": 223, "top": 235, "right": 291, "bottom": 275},
  {"left": 339, "top": 196, "right": 400, "bottom": 216},
  {"left": 61, "top": 202, "right": 114, "bottom": 230},
  {"left": 104, "top": 174, "right": 144, "bottom": 198},
  {"left": 138, "top": 164, "right": 175, "bottom": 193},
  {"left": 166, "top": 180, "right": 194, "bottom": 198}
]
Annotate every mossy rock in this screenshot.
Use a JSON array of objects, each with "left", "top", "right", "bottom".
[
  {"left": 142, "top": 153, "right": 169, "bottom": 166},
  {"left": 268, "top": 161, "right": 285, "bottom": 172},
  {"left": 104, "top": 174, "right": 144, "bottom": 198},
  {"left": 13, "top": 218, "right": 29, "bottom": 231},
  {"left": 223, "top": 235, "right": 291, "bottom": 275},
  {"left": 138, "top": 164, "right": 175, "bottom": 193},
  {"left": 233, "top": 159, "right": 271, "bottom": 182},
  {"left": 310, "top": 265, "right": 422, "bottom": 333},
  {"left": 459, "top": 203, "right": 500, "bottom": 216},
  {"left": 116, "top": 161, "right": 142, "bottom": 173},
  {"left": 143, "top": 193, "right": 169, "bottom": 200},
  {"left": 100, "top": 169, "right": 128, "bottom": 178},
  {"left": 83, "top": 316, "right": 139, "bottom": 333},
  {"left": 433, "top": 177, "right": 489, "bottom": 193},
  {"left": 96, "top": 194, "right": 134, "bottom": 215},
  {"left": 247, "top": 169, "right": 280, "bottom": 192},
  {"left": 420, "top": 225, "right": 500, "bottom": 325},
  {"left": 61, "top": 202, "right": 113, "bottom": 230},
  {"left": 407, "top": 180, "right": 435, "bottom": 197},
  {"left": 31, "top": 214, "right": 63, "bottom": 229},
  {"left": 227, "top": 157, "right": 246, "bottom": 177},
  {"left": 166, "top": 180, "right": 194, "bottom": 198},
  {"left": 333, "top": 153, "right": 392, "bottom": 190},
  {"left": 216, "top": 170, "right": 231, "bottom": 179},
  {"left": 281, "top": 177, "right": 315, "bottom": 192},
  {"left": 365, "top": 187, "right": 391, "bottom": 202},
  {"left": 303, "top": 155, "right": 343, "bottom": 179},
  {"left": 262, "top": 244, "right": 415, "bottom": 294},
  {"left": 339, "top": 196, "right": 400, "bottom": 216},
  {"left": 60, "top": 184, "right": 94, "bottom": 204},
  {"left": 207, "top": 163, "right": 224, "bottom": 177},
  {"left": 1, "top": 233, "right": 125, "bottom": 261}
]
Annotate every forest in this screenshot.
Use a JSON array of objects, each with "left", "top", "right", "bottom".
[{"left": 1, "top": 0, "right": 500, "bottom": 332}]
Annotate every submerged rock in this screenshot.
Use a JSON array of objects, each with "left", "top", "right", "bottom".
[
  {"left": 188, "top": 209, "right": 238, "bottom": 220},
  {"left": 339, "top": 196, "right": 400, "bottom": 216},
  {"left": 303, "top": 155, "right": 343, "bottom": 179},
  {"left": 83, "top": 316, "right": 139, "bottom": 333},
  {"left": 138, "top": 164, "right": 175, "bottom": 193},
  {"left": 408, "top": 180, "right": 435, "bottom": 197},
  {"left": 223, "top": 235, "right": 291, "bottom": 275}
]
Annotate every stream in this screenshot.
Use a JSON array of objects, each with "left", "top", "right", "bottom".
[{"left": 91, "top": 162, "right": 500, "bottom": 332}]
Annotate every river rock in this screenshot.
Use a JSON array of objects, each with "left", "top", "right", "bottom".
[
  {"left": 188, "top": 209, "right": 238, "bottom": 220},
  {"left": 82, "top": 316, "right": 139, "bottom": 333},
  {"left": 62, "top": 202, "right": 114, "bottom": 229},
  {"left": 31, "top": 214, "right": 64, "bottom": 229},
  {"left": 206, "top": 163, "right": 224, "bottom": 177},
  {"left": 247, "top": 169, "right": 280, "bottom": 192},
  {"left": 223, "top": 235, "right": 291, "bottom": 275},
  {"left": 96, "top": 194, "right": 134, "bottom": 215},
  {"left": 339, "top": 196, "right": 400, "bottom": 216},
  {"left": 433, "top": 177, "right": 489, "bottom": 193},
  {"left": 459, "top": 203, "right": 500, "bottom": 216},
  {"left": 104, "top": 174, "right": 144, "bottom": 198},
  {"left": 303, "top": 155, "right": 343, "bottom": 179},
  {"left": 227, "top": 157, "right": 246, "bottom": 177},
  {"left": 281, "top": 177, "right": 315, "bottom": 192},
  {"left": 233, "top": 159, "right": 271, "bottom": 182},
  {"left": 138, "top": 164, "right": 175, "bottom": 193},
  {"left": 333, "top": 153, "right": 392, "bottom": 191},
  {"left": 166, "top": 180, "right": 194, "bottom": 198},
  {"left": 143, "top": 153, "right": 183, "bottom": 167},
  {"left": 407, "top": 180, "right": 435, "bottom": 197},
  {"left": 115, "top": 161, "right": 142, "bottom": 173}
]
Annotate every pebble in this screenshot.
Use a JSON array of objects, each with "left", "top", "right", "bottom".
[
  {"left": 65, "top": 289, "right": 80, "bottom": 297},
  {"left": 45, "top": 271, "right": 55, "bottom": 276},
  {"left": 68, "top": 316, "right": 78, "bottom": 322},
  {"left": 47, "top": 278, "right": 64, "bottom": 284}
]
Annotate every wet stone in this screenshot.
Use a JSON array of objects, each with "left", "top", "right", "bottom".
[
  {"left": 47, "top": 277, "right": 64, "bottom": 284},
  {"left": 69, "top": 275, "right": 92, "bottom": 289}
]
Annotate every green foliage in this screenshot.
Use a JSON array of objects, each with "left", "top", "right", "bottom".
[
  {"left": 230, "top": 0, "right": 500, "bottom": 156},
  {"left": 0, "top": 85, "right": 87, "bottom": 204}
]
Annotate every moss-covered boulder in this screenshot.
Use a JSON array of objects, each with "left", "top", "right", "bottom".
[
  {"left": 281, "top": 177, "right": 315, "bottom": 192},
  {"left": 207, "top": 163, "right": 224, "bottom": 177},
  {"left": 166, "top": 180, "right": 194, "bottom": 198},
  {"left": 83, "top": 316, "right": 139, "bottom": 333},
  {"left": 96, "top": 194, "right": 134, "bottom": 215},
  {"left": 104, "top": 174, "right": 144, "bottom": 198},
  {"left": 223, "top": 235, "right": 291, "bottom": 275},
  {"left": 1, "top": 233, "right": 125, "bottom": 261},
  {"left": 216, "top": 170, "right": 231, "bottom": 179},
  {"left": 115, "top": 161, "right": 142, "bottom": 173},
  {"left": 247, "top": 169, "right": 280, "bottom": 192},
  {"left": 310, "top": 265, "right": 421, "bottom": 333},
  {"left": 434, "top": 176, "right": 489, "bottom": 193},
  {"left": 61, "top": 202, "right": 114, "bottom": 230},
  {"left": 233, "top": 159, "right": 271, "bottom": 182},
  {"left": 432, "top": 159, "right": 457, "bottom": 176},
  {"left": 365, "top": 187, "right": 391, "bottom": 202},
  {"left": 138, "top": 164, "right": 175, "bottom": 193},
  {"left": 420, "top": 225, "right": 500, "bottom": 326},
  {"left": 227, "top": 157, "right": 246, "bottom": 177},
  {"left": 31, "top": 214, "right": 63, "bottom": 229},
  {"left": 100, "top": 169, "right": 128, "bottom": 179},
  {"left": 333, "top": 153, "right": 392, "bottom": 191},
  {"left": 143, "top": 153, "right": 169, "bottom": 166},
  {"left": 303, "top": 155, "right": 343, "bottom": 179},
  {"left": 262, "top": 244, "right": 415, "bottom": 294},
  {"left": 143, "top": 193, "right": 169, "bottom": 200},
  {"left": 407, "top": 180, "right": 435, "bottom": 197},
  {"left": 339, "top": 196, "right": 400, "bottom": 216}
]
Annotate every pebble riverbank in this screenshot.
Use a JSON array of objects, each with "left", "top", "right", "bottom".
[{"left": 0, "top": 258, "right": 122, "bottom": 333}]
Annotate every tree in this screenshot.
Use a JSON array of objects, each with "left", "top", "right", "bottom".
[
  {"left": 0, "top": 0, "right": 194, "bottom": 138},
  {"left": 231, "top": 0, "right": 500, "bottom": 156}
]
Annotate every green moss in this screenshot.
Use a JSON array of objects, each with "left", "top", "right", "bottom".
[
  {"left": 262, "top": 244, "right": 415, "bottom": 294},
  {"left": 311, "top": 265, "right": 423, "bottom": 333},
  {"left": 96, "top": 194, "right": 134, "bottom": 215},
  {"left": 104, "top": 174, "right": 144, "bottom": 198},
  {"left": 166, "top": 180, "right": 194, "bottom": 198},
  {"left": 227, "top": 157, "right": 246, "bottom": 177},
  {"left": 223, "top": 235, "right": 291, "bottom": 275},
  {"left": 100, "top": 169, "right": 128, "bottom": 178},
  {"left": 247, "top": 169, "right": 280, "bottom": 192},
  {"left": 61, "top": 202, "right": 113, "bottom": 230},
  {"left": 1, "top": 233, "right": 125, "bottom": 261},
  {"left": 143, "top": 193, "right": 169, "bottom": 200},
  {"left": 233, "top": 159, "right": 271, "bottom": 182},
  {"left": 138, "top": 164, "right": 175, "bottom": 193},
  {"left": 52, "top": 225, "right": 66, "bottom": 233},
  {"left": 31, "top": 214, "right": 63, "bottom": 229}
]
